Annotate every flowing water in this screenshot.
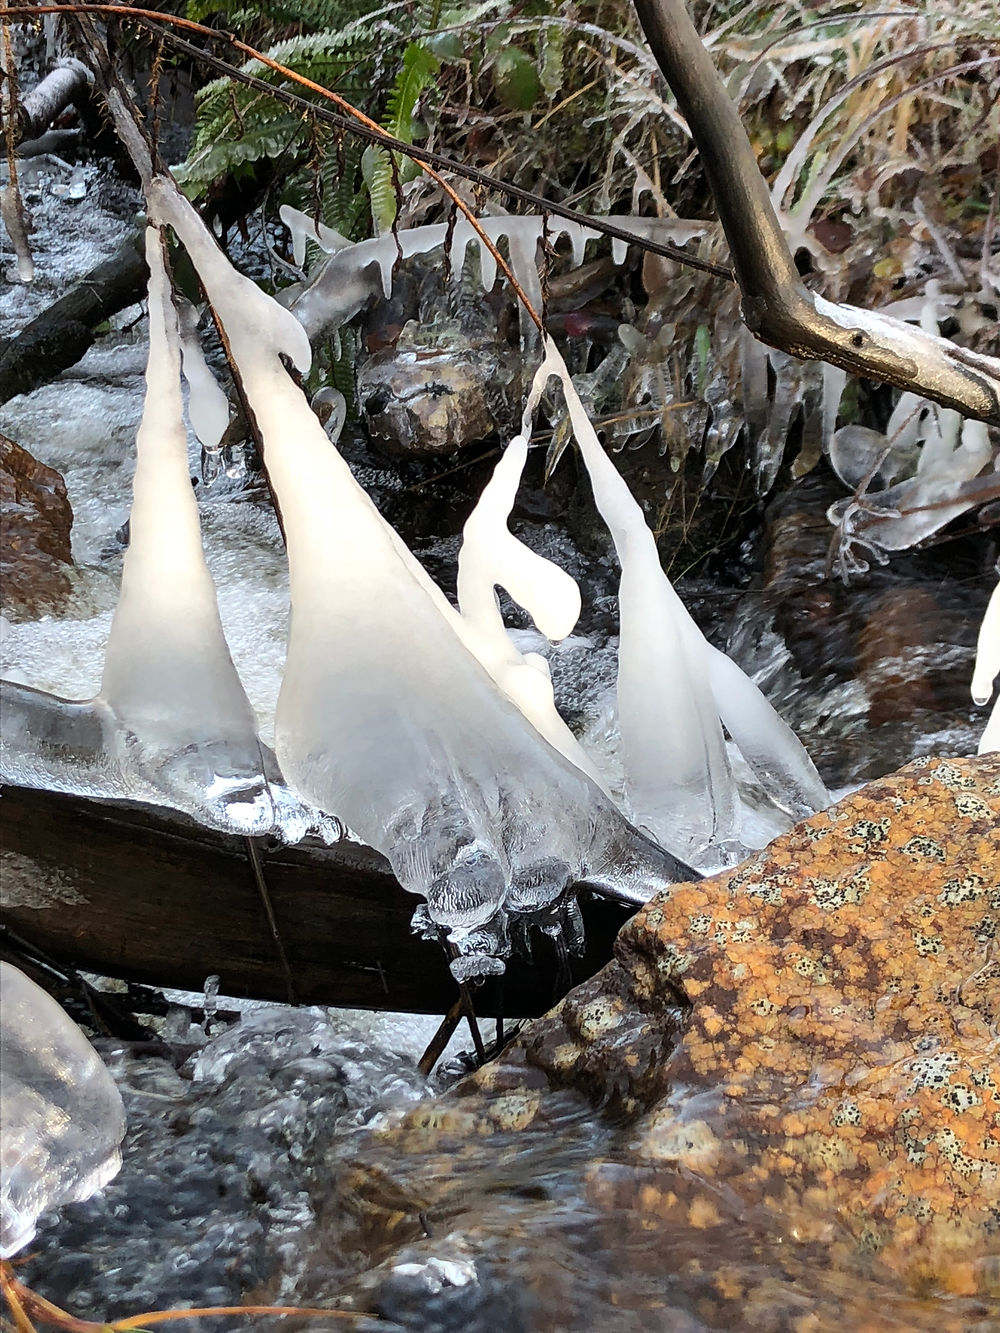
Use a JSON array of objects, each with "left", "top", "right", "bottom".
[{"left": 2, "top": 165, "right": 995, "bottom": 1332}]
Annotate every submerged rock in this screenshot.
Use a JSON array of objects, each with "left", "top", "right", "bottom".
[
  {"left": 329, "top": 754, "right": 1000, "bottom": 1330},
  {"left": 0, "top": 432, "right": 73, "bottom": 616}
]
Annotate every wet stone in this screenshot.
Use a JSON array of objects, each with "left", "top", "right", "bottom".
[
  {"left": 0, "top": 432, "right": 74, "bottom": 617},
  {"left": 316, "top": 755, "right": 1000, "bottom": 1332}
]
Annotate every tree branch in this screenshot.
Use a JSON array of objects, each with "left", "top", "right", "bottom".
[{"left": 633, "top": 0, "right": 1000, "bottom": 427}]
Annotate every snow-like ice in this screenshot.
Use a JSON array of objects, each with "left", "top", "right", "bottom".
[
  {"left": 148, "top": 175, "right": 695, "bottom": 970},
  {"left": 0, "top": 962, "right": 125, "bottom": 1257}
]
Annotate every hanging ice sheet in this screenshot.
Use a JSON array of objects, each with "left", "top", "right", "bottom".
[{"left": 147, "top": 176, "right": 695, "bottom": 977}]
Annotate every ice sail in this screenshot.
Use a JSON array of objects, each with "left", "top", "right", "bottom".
[
  {"left": 147, "top": 176, "right": 694, "bottom": 972},
  {"left": 0, "top": 963, "right": 126, "bottom": 1258},
  {"left": 524, "top": 339, "right": 830, "bottom": 862}
]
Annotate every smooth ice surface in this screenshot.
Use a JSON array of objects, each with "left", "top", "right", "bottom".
[
  {"left": 98, "top": 229, "right": 273, "bottom": 832},
  {"left": 526, "top": 340, "right": 830, "bottom": 864},
  {"left": 148, "top": 176, "right": 694, "bottom": 958},
  {"left": 973, "top": 579, "right": 1000, "bottom": 754},
  {"left": 0, "top": 963, "right": 126, "bottom": 1258},
  {"left": 457, "top": 435, "right": 609, "bottom": 792}
]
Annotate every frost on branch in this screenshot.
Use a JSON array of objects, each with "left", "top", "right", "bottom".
[
  {"left": 148, "top": 176, "right": 694, "bottom": 977},
  {"left": 0, "top": 963, "right": 125, "bottom": 1258}
]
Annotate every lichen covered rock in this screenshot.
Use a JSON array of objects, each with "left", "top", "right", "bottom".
[{"left": 331, "top": 755, "right": 1000, "bottom": 1330}]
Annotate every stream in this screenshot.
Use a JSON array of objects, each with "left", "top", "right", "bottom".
[{"left": 1, "top": 158, "right": 996, "bottom": 1331}]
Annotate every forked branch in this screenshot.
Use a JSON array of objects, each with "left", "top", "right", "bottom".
[{"left": 632, "top": 0, "right": 1000, "bottom": 426}]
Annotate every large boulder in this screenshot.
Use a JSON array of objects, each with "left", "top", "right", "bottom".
[{"left": 330, "top": 754, "right": 1000, "bottom": 1330}]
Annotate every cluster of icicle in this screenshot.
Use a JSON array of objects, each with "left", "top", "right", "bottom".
[{"left": 3, "top": 178, "right": 991, "bottom": 974}]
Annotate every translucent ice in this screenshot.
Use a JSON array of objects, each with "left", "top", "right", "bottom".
[
  {"left": 147, "top": 175, "right": 695, "bottom": 963},
  {"left": 525, "top": 339, "right": 830, "bottom": 863},
  {"left": 0, "top": 963, "right": 125, "bottom": 1258}
]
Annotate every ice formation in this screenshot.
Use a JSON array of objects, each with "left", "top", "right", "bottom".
[
  {"left": 523, "top": 340, "right": 830, "bottom": 863},
  {"left": 457, "top": 435, "right": 610, "bottom": 793},
  {"left": 0, "top": 963, "right": 125, "bottom": 1257},
  {"left": 0, "top": 231, "right": 325, "bottom": 840},
  {"left": 147, "top": 175, "right": 695, "bottom": 973},
  {"left": 289, "top": 212, "right": 708, "bottom": 340},
  {"left": 972, "top": 578, "right": 1000, "bottom": 755}
]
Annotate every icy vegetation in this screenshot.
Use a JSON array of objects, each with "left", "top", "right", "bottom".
[{"left": 0, "top": 963, "right": 125, "bottom": 1257}]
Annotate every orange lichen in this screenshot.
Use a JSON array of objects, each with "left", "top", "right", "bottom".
[{"left": 330, "top": 756, "right": 1000, "bottom": 1330}]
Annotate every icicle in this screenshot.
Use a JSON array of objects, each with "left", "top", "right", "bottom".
[
  {"left": 527, "top": 338, "right": 830, "bottom": 864},
  {"left": 973, "top": 578, "right": 1000, "bottom": 755},
  {"left": 98, "top": 229, "right": 274, "bottom": 833},
  {"left": 457, "top": 434, "right": 610, "bottom": 792},
  {"left": 278, "top": 204, "right": 351, "bottom": 265},
  {"left": 147, "top": 176, "right": 694, "bottom": 969},
  {"left": 0, "top": 963, "right": 125, "bottom": 1258}
]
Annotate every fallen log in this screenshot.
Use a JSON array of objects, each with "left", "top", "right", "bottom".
[
  {"left": 0, "top": 784, "right": 633, "bottom": 1017},
  {"left": 0, "top": 233, "right": 146, "bottom": 403}
]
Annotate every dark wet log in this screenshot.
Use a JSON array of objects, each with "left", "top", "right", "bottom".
[
  {"left": 0, "top": 784, "right": 633, "bottom": 1017},
  {"left": 0, "top": 234, "right": 146, "bottom": 404}
]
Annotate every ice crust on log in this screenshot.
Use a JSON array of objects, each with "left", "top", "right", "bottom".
[
  {"left": 0, "top": 962, "right": 125, "bottom": 1258},
  {"left": 148, "top": 176, "right": 694, "bottom": 970},
  {"left": 524, "top": 340, "right": 830, "bottom": 862}
]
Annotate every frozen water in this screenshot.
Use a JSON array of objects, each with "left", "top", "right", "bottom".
[
  {"left": 525, "top": 339, "right": 830, "bottom": 866},
  {"left": 457, "top": 434, "right": 610, "bottom": 791},
  {"left": 0, "top": 234, "right": 333, "bottom": 842},
  {"left": 0, "top": 962, "right": 125, "bottom": 1257},
  {"left": 148, "top": 175, "right": 694, "bottom": 969},
  {"left": 97, "top": 230, "right": 272, "bottom": 833}
]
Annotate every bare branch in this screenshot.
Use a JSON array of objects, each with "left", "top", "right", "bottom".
[{"left": 633, "top": 0, "right": 1000, "bottom": 427}]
